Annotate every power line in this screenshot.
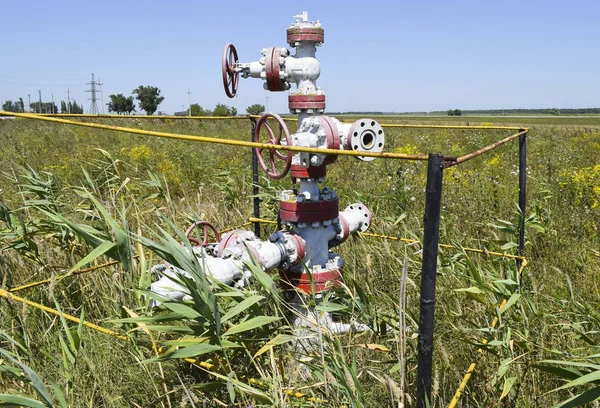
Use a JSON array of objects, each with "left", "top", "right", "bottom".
[
  {"left": 0, "top": 79, "right": 86, "bottom": 87},
  {"left": 98, "top": 78, "right": 105, "bottom": 114},
  {"left": 187, "top": 89, "right": 192, "bottom": 116}
]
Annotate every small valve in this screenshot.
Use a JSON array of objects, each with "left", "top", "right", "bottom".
[
  {"left": 222, "top": 44, "right": 239, "bottom": 98},
  {"left": 254, "top": 113, "right": 293, "bottom": 179}
]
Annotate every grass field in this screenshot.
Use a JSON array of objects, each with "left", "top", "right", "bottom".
[
  {"left": 336, "top": 114, "right": 600, "bottom": 127},
  {"left": 0, "top": 114, "right": 599, "bottom": 407}
]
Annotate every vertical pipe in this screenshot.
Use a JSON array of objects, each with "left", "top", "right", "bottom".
[
  {"left": 518, "top": 130, "right": 527, "bottom": 256},
  {"left": 250, "top": 117, "right": 261, "bottom": 238},
  {"left": 417, "top": 153, "right": 444, "bottom": 408}
]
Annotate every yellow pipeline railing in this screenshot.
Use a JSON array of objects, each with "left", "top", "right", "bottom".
[
  {"left": 0, "top": 110, "right": 530, "bottom": 404},
  {"left": 447, "top": 258, "right": 528, "bottom": 408},
  {"left": 249, "top": 217, "right": 529, "bottom": 264},
  {"left": 0, "top": 111, "right": 431, "bottom": 161},
  {"left": 0, "top": 286, "right": 332, "bottom": 402},
  {"left": 30, "top": 112, "right": 527, "bottom": 131}
]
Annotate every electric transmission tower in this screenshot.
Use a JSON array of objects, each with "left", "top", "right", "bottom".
[{"left": 86, "top": 73, "right": 100, "bottom": 114}]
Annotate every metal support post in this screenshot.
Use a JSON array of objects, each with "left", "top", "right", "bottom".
[
  {"left": 518, "top": 130, "right": 527, "bottom": 256},
  {"left": 417, "top": 153, "right": 444, "bottom": 408},
  {"left": 250, "top": 117, "right": 260, "bottom": 238}
]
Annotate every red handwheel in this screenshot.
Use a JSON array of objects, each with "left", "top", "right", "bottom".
[
  {"left": 185, "top": 221, "right": 221, "bottom": 247},
  {"left": 254, "top": 113, "right": 293, "bottom": 179},
  {"left": 222, "top": 43, "right": 239, "bottom": 98}
]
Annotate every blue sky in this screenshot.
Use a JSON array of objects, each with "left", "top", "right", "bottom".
[{"left": 1, "top": 0, "right": 598, "bottom": 114}]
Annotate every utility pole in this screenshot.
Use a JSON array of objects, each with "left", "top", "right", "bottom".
[
  {"left": 51, "top": 93, "right": 55, "bottom": 114},
  {"left": 67, "top": 88, "right": 71, "bottom": 114},
  {"left": 27, "top": 94, "right": 31, "bottom": 113},
  {"left": 38, "top": 90, "right": 42, "bottom": 114},
  {"left": 98, "top": 78, "right": 105, "bottom": 114},
  {"left": 265, "top": 96, "right": 269, "bottom": 112},
  {"left": 187, "top": 89, "right": 192, "bottom": 116},
  {"left": 86, "top": 73, "right": 99, "bottom": 114}
]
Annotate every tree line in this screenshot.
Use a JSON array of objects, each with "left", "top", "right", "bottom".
[
  {"left": 2, "top": 98, "right": 84, "bottom": 114},
  {"left": 434, "top": 107, "right": 600, "bottom": 115},
  {"left": 176, "top": 103, "right": 265, "bottom": 117},
  {"left": 3, "top": 84, "right": 268, "bottom": 117}
]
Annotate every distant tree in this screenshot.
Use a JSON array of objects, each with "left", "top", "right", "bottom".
[
  {"left": 2, "top": 100, "right": 14, "bottom": 112},
  {"left": 550, "top": 108, "right": 560, "bottom": 115},
  {"left": 108, "top": 94, "right": 136, "bottom": 115},
  {"left": 18, "top": 98, "right": 24, "bottom": 113},
  {"left": 213, "top": 103, "right": 231, "bottom": 117},
  {"left": 29, "top": 102, "right": 58, "bottom": 114},
  {"left": 447, "top": 109, "right": 455, "bottom": 116},
  {"left": 69, "top": 100, "right": 84, "bottom": 114},
  {"left": 188, "top": 103, "right": 205, "bottom": 116},
  {"left": 246, "top": 104, "right": 265, "bottom": 116},
  {"left": 2, "top": 100, "right": 24, "bottom": 113},
  {"left": 60, "top": 101, "right": 67, "bottom": 113},
  {"left": 212, "top": 103, "right": 237, "bottom": 117},
  {"left": 132, "top": 85, "right": 164, "bottom": 115},
  {"left": 454, "top": 109, "right": 462, "bottom": 116}
]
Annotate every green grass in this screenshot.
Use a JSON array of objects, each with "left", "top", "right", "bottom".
[{"left": 0, "top": 116, "right": 599, "bottom": 407}]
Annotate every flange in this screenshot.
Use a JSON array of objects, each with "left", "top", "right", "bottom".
[
  {"left": 279, "top": 197, "right": 339, "bottom": 223},
  {"left": 346, "top": 119, "right": 385, "bottom": 161},
  {"left": 290, "top": 164, "right": 327, "bottom": 180},
  {"left": 288, "top": 94, "right": 326, "bottom": 110},
  {"left": 265, "top": 47, "right": 286, "bottom": 92},
  {"left": 287, "top": 27, "right": 325, "bottom": 46}
]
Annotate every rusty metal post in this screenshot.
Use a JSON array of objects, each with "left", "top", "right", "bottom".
[
  {"left": 518, "top": 130, "right": 527, "bottom": 255},
  {"left": 250, "top": 117, "right": 260, "bottom": 238},
  {"left": 417, "top": 153, "right": 444, "bottom": 408}
]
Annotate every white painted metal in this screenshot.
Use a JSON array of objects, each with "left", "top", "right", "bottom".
[{"left": 152, "top": 12, "right": 386, "bottom": 339}]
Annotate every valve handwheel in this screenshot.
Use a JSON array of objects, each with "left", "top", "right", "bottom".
[
  {"left": 222, "top": 43, "right": 239, "bottom": 98},
  {"left": 185, "top": 221, "right": 221, "bottom": 247},
  {"left": 254, "top": 113, "right": 292, "bottom": 179}
]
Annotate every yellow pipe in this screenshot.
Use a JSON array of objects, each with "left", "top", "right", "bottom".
[
  {"left": 248, "top": 218, "right": 528, "bottom": 262},
  {"left": 0, "top": 111, "right": 429, "bottom": 161},
  {"left": 38, "top": 114, "right": 243, "bottom": 120},
  {"left": 9, "top": 259, "right": 123, "bottom": 292},
  {"left": 378, "top": 123, "right": 527, "bottom": 131},
  {"left": 0, "top": 287, "right": 129, "bottom": 341},
  {"left": 447, "top": 298, "right": 509, "bottom": 408},
  {"left": 3, "top": 112, "right": 527, "bottom": 130}
]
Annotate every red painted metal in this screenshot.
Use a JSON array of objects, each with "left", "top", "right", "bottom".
[
  {"left": 279, "top": 197, "right": 339, "bottom": 212},
  {"left": 281, "top": 268, "right": 342, "bottom": 294},
  {"left": 217, "top": 230, "right": 241, "bottom": 257},
  {"left": 338, "top": 215, "right": 350, "bottom": 244},
  {"left": 254, "top": 113, "right": 292, "bottom": 179},
  {"left": 265, "top": 47, "right": 285, "bottom": 92},
  {"left": 185, "top": 220, "right": 221, "bottom": 247},
  {"left": 279, "top": 197, "right": 339, "bottom": 223},
  {"left": 280, "top": 209, "right": 339, "bottom": 223},
  {"left": 287, "top": 27, "right": 325, "bottom": 45},
  {"left": 288, "top": 94, "right": 326, "bottom": 110},
  {"left": 290, "top": 164, "right": 327, "bottom": 180},
  {"left": 222, "top": 44, "right": 239, "bottom": 98},
  {"left": 286, "top": 232, "right": 306, "bottom": 265},
  {"left": 319, "top": 116, "right": 340, "bottom": 164}
]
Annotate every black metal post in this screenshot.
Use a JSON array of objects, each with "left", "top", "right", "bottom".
[
  {"left": 518, "top": 130, "right": 527, "bottom": 256},
  {"left": 417, "top": 153, "right": 444, "bottom": 408},
  {"left": 250, "top": 117, "right": 260, "bottom": 238}
]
